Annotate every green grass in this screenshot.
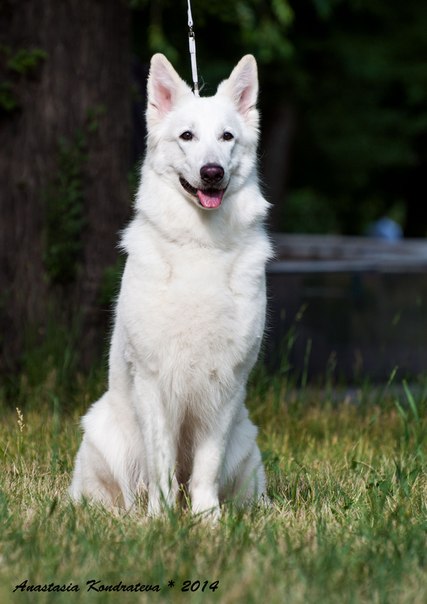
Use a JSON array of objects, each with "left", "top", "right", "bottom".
[{"left": 1, "top": 370, "right": 427, "bottom": 604}]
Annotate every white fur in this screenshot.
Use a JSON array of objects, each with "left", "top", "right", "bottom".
[{"left": 69, "top": 54, "right": 272, "bottom": 519}]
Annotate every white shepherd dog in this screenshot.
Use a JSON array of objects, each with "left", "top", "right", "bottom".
[{"left": 69, "top": 54, "right": 272, "bottom": 519}]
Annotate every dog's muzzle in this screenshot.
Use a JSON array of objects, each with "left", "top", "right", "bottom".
[{"left": 180, "top": 165, "right": 226, "bottom": 210}]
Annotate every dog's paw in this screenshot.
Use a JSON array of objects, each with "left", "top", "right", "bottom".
[
  {"left": 258, "top": 492, "right": 272, "bottom": 508},
  {"left": 194, "top": 505, "right": 221, "bottom": 525},
  {"left": 191, "top": 493, "right": 221, "bottom": 524},
  {"left": 147, "top": 479, "right": 179, "bottom": 517}
]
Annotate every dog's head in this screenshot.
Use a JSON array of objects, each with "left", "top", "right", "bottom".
[{"left": 145, "top": 54, "right": 260, "bottom": 211}]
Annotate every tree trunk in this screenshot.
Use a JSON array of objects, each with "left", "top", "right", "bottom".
[
  {"left": 260, "top": 103, "right": 296, "bottom": 232},
  {"left": 0, "top": 0, "right": 131, "bottom": 373}
]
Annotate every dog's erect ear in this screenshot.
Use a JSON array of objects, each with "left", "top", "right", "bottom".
[
  {"left": 147, "top": 54, "right": 191, "bottom": 126},
  {"left": 217, "top": 55, "right": 258, "bottom": 118}
]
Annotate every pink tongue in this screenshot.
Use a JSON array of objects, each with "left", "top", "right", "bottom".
[{"left": 197, "top": 189, "right": 224, "bottom": 209}]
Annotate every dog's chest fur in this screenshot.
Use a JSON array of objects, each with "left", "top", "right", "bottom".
[{"left": 116, "top": 218, "right": 268, "bottom": 406}]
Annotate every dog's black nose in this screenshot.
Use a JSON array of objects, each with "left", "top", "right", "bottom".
[{"left": 200, "top": 164, "right": 224, "bottom": 184}]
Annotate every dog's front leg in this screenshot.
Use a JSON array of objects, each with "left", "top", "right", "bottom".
[
  {"left": 133, "top": 374, "right": 178, "bottom": 516},
  {"left": 189, "top": 436, "right": 223, "bottom": 521},
  {"left": 189, "top": 398, "right": 240, "bottom": 521}
]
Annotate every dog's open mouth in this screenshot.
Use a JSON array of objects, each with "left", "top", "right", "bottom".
[{"left": 179, "top": 177, "right": 225, "bottom": 210}]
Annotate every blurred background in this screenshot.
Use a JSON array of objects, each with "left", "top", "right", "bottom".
[{"left": 1, "top": 0, "right": 427, "bottom": 385}]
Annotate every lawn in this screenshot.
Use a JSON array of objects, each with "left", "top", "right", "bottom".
[{"left": 1, "top": 368, "right": 427, "bottom": 604}]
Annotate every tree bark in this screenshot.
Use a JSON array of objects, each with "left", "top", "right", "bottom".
[
  {"left": 260, "top": 103, "right": 296, "bottom": 232},
  {"left": 0, "top": 0, "right": 131, "bottom": 373}
]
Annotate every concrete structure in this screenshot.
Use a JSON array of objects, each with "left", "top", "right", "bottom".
[{"left": 266, "top": 234, "right": 427, "bottom": 382}]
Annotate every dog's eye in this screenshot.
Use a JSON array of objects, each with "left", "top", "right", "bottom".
[
  {"left": 222, "top": 131, "right": 234, "bottom": 141},
  {"left": 180, "top": 131, "right": 194, "bottom": 141}
]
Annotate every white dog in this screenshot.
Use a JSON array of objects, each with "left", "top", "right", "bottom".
[{"left": 69, "top": 53, "right": 272, "bottom": 519}]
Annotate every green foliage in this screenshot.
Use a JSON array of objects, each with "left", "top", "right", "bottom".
[
  {"left": 0, "top": 81, "right": 17, "bottom": 112},
  {"left": 85, "top": 104, "right": 107, "bottom": 134},
  {"left": 130, "top": 0, "right": 294, "bottom": 79},
  {"left": 97, "top": 256, "right": 125, "bottom": 308},
  {"left": 5, "top": 47, "right": 47, "bottom": 75},
  {"left": 236, "top": 0, "right": 294, "bottom": 63},
  {"left": 43, "top": 133, "right": 87, "bottom": 286},
  {"left": 287, "top": 0, "right": 427, "bottom": 234},
  {"left": 282, "top": 188, "right": 340, "bottom": 233},
  {"left": 0, "top": 45, "right": 47, "bottom": 112}
]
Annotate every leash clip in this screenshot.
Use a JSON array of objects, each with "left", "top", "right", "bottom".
[{"left": 187, "top": 0, "right": 200, "bottom": 96}]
